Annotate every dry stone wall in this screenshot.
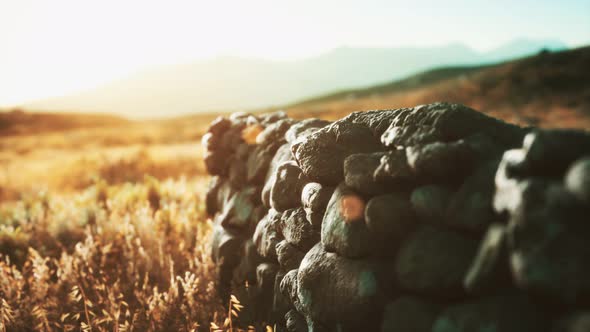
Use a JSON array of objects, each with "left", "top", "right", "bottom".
[{"left": 202, "top": 103, "right": 590, "bottom": 332}]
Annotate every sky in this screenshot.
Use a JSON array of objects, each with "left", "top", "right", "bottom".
[{"left": 0, "top": 0, "right": 589, "bottom": 107}]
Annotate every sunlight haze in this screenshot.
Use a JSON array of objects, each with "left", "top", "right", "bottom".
[{"left": 0, "top": 0, "right": 588, "bottom": 109}]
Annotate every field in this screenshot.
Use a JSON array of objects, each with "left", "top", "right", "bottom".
[
  {"left": 1, "top": 46, "right": 589, "bottom": 331},
  {"left": 0, "top": 113, "right": 250, "bottom": 331}
]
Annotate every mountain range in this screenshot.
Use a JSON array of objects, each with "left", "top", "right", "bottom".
[{"left": 24, "top": 38, "right": 566, "bottom": 118}]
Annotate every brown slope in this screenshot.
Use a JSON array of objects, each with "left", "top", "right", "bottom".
[
  {"left": 286, "top": 46, "right": 590, "bottom": 129},
  {"left": 0, "top": 110, "right": 130, "bottom": 136}
]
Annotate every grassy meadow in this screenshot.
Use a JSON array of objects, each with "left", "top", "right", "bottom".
[{"left": 0, "top": 113, "right": 256, "bottom": 331}]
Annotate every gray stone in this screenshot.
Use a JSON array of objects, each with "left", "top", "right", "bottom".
[
  {"left": 271, "top": 161, "right": 308, "bottom": 212},
  {"left": 256, "top": 263, "right": 280, "bottom": 318},
  {"left": 207, "top": 116, "right": 232, "bottom": 136},
  {"left": 277, "top": 240, "right": 306, "bottom": 271},
  {"left": 253, "top": 210, "right": 283, "bottom": 260},
  {"left": 406, "top": 139, "right": 476, "bottom": 181},
  {"left": 217, "top": 186, "right": 259, "bottom": 230},
  {"left": 201, "top": 132, "right": 220, "bottom": 152},
  {"left": 446, "top": 161, "right": 499, "bottom": 233},
  {"left": 553, "top": 312, "right": 590, "bottom": 332},
  {"left": 247, "top": 144, "right": 278, "bottom": 184},
  {"left": 256, "top": 119, "right": 294, "bottom": 146},
  {"left": 463, "top": 224, "right": 511, "bottom": 293},
  {"left": 205, "top": 176, "right": 223, "bottom": 216},
  {"left": 565, "top": 157, "right": 590, "bottom": 204},
  {"left": 493, "top": 149, "right": 529, "bottom": 214},
  {"left": 285, "top": 118, "right": 331, "bottom": 143},
  {"left": 228, "top": 156, "right": 248, "bottom": 189},
  {"left": 273, "top": 270, "right": 291, "bottom": 321},
  {"left": 211, "top": 225, "right": 244, "bottom": 298},
  {"left": 380, "top": 103, "right": 521, "bottom": 148},
  {"left": 321, "top": 184, "right": 373, "bottom": 258},
  {"left": 521, "top": 129, "right": 590, "bottom": 177},
  {"left": 301, "top": 182, "right": 334, "bottom": 229},
  {"left": 292, "top": 121, "right": 383, "bottom": 185},
  {"left": 204, "top": 150, "right": 229, "bottom": 176},
  {"left": 259, "top": 110, "right": 288, "bottom": 125},
  {"left": 342, "top": 109, "right": 400, "bottom": 136},
  {"left": 410, "top": 185, "right": 453, "bottom": 224},
  {"left": 344, "top": 152, "right": 394, "bottom": 196},
  {"left": 373, "top": 149, "right": 415, "bottom": 184},
  {"left": 506, "top": 180, "right": 590, "bottom": 303},
  {"left": 281, "top": 208, "right": 320, "bottom": 252},
  {"left": 395, "top": 226, "right": 479, "bottom": 297},
  {"left": 365, "top": 193, "right": 417, "bottom": 257},
  {"left": 380, "top": 297, "right": 440, "bottom": 332},
  {"left": 280, "top": 269, "right": 300, "bottom": 308},
  {"left": 262, "top": 143, "right": 294, "bottom": 208},
  {"left": 285, "top": 309, "right": 308, "bottom": 332},
  {"left": 233, "top": 239, "right": 263, "bottom": 284},
  {"left": 297, "top": 244, "right": 389, "bottom": 328},
  {"left": 432, "top": 295, "right": 547, "bottom": 332}
]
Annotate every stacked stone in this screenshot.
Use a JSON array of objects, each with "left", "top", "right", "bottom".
[
  {"left": 484, "top": 129, "right": 590, "bottom": 331},
  {"left": 203, "top": 103, "right": 590, "bottom": 332}
]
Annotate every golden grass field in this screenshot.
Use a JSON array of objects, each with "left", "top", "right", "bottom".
[{"left": 0, "top": 113, "right": 262, "bottom": 331}]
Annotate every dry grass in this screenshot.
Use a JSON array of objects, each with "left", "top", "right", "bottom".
[
  {"left": 0, "top": 115, "right": 269, "bottom": 331},
  {"left": 0, "top": 176, "right": 228, "bottom": 331}
]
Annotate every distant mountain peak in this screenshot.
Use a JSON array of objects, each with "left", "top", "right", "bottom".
[{"left": 24, "top": 39, "right": 571, "bottom": 118}]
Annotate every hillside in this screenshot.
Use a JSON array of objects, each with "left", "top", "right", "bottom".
[
  {"left": 286, "top": 46, "right": 590, "bottom": 129},
  {"left": 22, "top": 39, "right": 565, "bottom": 118},
  {"left": 0, "top": 110, "right": 130, "bottom": 136}
]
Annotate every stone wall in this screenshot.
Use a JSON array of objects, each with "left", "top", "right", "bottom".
[{"left": 202, "top": 103, "right": 590, "bottom": 332}]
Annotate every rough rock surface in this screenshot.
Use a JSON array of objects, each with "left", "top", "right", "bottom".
[
  {"left": 203, "top": 104, "right": 589, "bottom": 331},
  {"left": 395, "top": 226, "right": 479, "bottom": 297},
  {"left": 380, "top": 297, "right": 440, "bottom": 332}
]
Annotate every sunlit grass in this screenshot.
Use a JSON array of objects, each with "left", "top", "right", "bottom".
[{"left": 0, "top": 176, "right": 237, "bottom": 331}]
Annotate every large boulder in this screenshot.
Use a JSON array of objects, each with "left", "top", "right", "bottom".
[
  {"left": 432, "top": 295, "right": 547, "bottom": 332},
  {"left": 321, "top": 184, "right": 373, "bottom": 258},
  {"left": 520, "top": 129, "right": 590, "bottom": 177},
  {"left": 301, "top": 182, "right": 334, "bottom": 229},
  {"left": 262, "top": 143, "right": 294, "bottom": 208},
  {"left": 380, "top": 103, "right": 522, "bottom": 148},
  {"left": 297, "top": 244, "right": 390, "bottom": 329},
  {"left": 292, "top": 121, "right": 383, "bottom": 185},
  {"left": 373, "top": 149, "right": 415, "bottom": 185},
  {"left": 410, "top": 185, "right": 453, "bottom": 224},
  {"left": 505, "top": 180, "right": 590, "bottom": 303},
  {"left": 395, "top": 226, "right": 479, "bottom": 297},
  {"left": 253, "top": 210, "right": 283, "bottom": 260},
  {"left": 380, "top": 297, "right": 440, "bottom": 332},
  {"left": 565, "top": 157, "right": 590, "bottom": 204},
  {"left": 285, "top": 118, "right": 331, "bottom": 143},
  {"left": 344, "top": 152, "right": 396, "bottom": 196},
  {"left": 217, "top": 186, "right": 260, "bottom": 231},
  {"left": 446, "top": 161, "right": 499, "bottom": 233},
  {"left": 211, "top": 225, "right": 244, "bottom": 298},
  {"left": 553, "top": 312, "right": 590, "bottom": 332},
  {"left": 276, "top": 240, "right": 306, "bottom": 271},
  {"left": 463, "top": 224, "right": 511, "bottom": 293},
  {"left": 281, "top": 208, "right": 320, "bottom": 252},
  {"left": 364, "top": 193, "right": 417, "bottom": 256},
  {"left": 270, "top": 161, "right": 309, "bottom": 212},
  {"left": 405, "top": 139, "right": 476, "bottom": 182}
]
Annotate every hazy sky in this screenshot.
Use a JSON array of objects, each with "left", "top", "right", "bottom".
[{"left": 1, "top": 0, "right": 589, "bottom": 107}]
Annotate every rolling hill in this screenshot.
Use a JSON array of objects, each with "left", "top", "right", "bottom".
[
  {"left": 285, "top": 46, "right": 590, "bottom": 129},
  {"left": 0, "top": 110, "right": 130, "bottom": 136},
  {"left": 22, "top": 39, "right": 565, "bottom": 118}
]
